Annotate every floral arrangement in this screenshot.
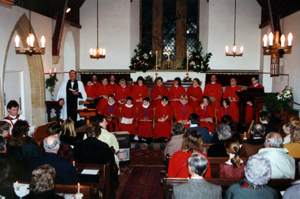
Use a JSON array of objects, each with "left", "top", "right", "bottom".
[
  {"left": 129, "top": 43, "right": 154, "bottom": 72},
  {"left": 45, "top": 73, "right": 58, "bottom": 97},
  {"left": 277, "top": 87, "right": 293, "bottom": 101},
  {"left": 182, "top": 41, "right": 212, "bottom": 73},
  {"left": 265, "top": 87, "right": 294, "bottom": 113}
]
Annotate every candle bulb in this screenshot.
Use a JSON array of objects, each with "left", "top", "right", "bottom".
[
  {"left": 155, "top": 50, "right": 158, "bottom": 70},
  {"left": 240, "top": 46, "right": 244, "bottom": 54},
  {"left": 15, "top": 35, "right": 20, "bottom": 48},
  {"left": 54, "top": 68, "right": 56, "bottom": 73},
  {"left": 225, "top": 46, "right": 229, "bottom": 53},
  {"left": 77, "top": 182, "right": 80, "bottom": 194},
  {"left": 268, "top": 32, "right": 274, "bottom": 46},
  {"left": 263, "top": 34, "right": 268, "bottom": 47},
  {"left": 232, "top": 45, "right": 237, "bottom": 53},
  {"left": 49, "top": 69, "right": 52, "bottom": 74},
  {"left": 186, "top": 51, "right": 189, "bottom": 72},
  {"left": 280, "top": 34, "right": 285, "bottom": 48},
  {"left": 40, "top": 36, "right": 46, "bottom": 48},
  {"left": 287, "top": 33, "right": 293, "bottom": 46}
]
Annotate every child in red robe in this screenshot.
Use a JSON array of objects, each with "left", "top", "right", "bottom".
[
  {"left": 136, "top": 97, "right": 153, "bottom": 140},
  {"left": 187, "top": 78, "right": 203, "bottom": 111},
  {"left": 204, "top": 75, "right": 223, "bottom": 112},
  {"left": 151, "top": 77, "right": 168, "bottom": 106},
  {"left": 223, "top": 78, "right": 241, "bottom": 123},
  {"left": 115, "top": 79, "right": 130, "bottom": 105},
  {"left": 85, "top": 81, "right": 98, "bottom": 99},
  {"left": 168, "top": 77, "right": 186, "bottom": 108},
  {"left": 101, "top": 95, "right": 119, "bottom": 132},
  {"left": 174, "top": 95, "right": 193, "bottom": 126},
  {"left": 132, "top": 76, "right": 148, "bottom": 107},
  {"left": 96, "top": 78, "right": 113, "bottom": 113},
  {"left": 217, "top": 98, "right": 237, "bottom": 123},
  {"left": 118, "top": 97, "right": 136, "bottom": 135},
  {"left": 153, "top": 96, "right": 173, "bottom": 140},
  {"left": 195, "top": 96, "right": 215, "bottom": 133}
]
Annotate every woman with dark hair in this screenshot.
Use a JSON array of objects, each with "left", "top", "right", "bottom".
[
  {"left": 132, "top": 76, "right": 148, "bottom": 107},
  {"left": 168, "top": 130, "right": 211, "bottom": 178},
  {"left": 187, "top": 78, "right": 203, "bottom": 110},
  {"left": 168, "top": 77, "right": 186, "bottom": 108},
  {"left": 151, "top": 77, "right": 168, "bottom": 106},
  {"left": 195, "top": 96, "right": 215, "bottom": 133}
]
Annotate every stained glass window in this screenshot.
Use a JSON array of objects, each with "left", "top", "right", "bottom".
[
  {"left": 141, "top": 0, "right": 153, "bottom": 52},
  {"left": 187, "top": 0, "right": 199, "bottom": 55},
  {"left": 162, "top": 0, "right": 176, "bottom": 59}
]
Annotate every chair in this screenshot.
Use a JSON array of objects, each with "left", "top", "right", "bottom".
[
  {"left": 33, "top": 122, "right": 55, "bottom": 145},
  {"left": 75, "top": 163, "right": 111, "bottom": 199},
  {"left": 55, "top": 184, "right": 91, "bottom": 199}
]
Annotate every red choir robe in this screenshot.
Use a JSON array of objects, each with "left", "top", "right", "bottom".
[
  {"left": 151, "top": 85, "right": 168, "bottom": 106},
  {"left": 217, "top": 106, "right": 234, "bottom": 123},
  {"left": 195, "top": 105, "right": 215, "bottom": 133},
  {"left": 109, "top": 82, "right": 118, "bottom": 95},
  {"left": 132, "top": 84, "right": 148, "bottom": 106},
  {"left": 85, "top": 84, "right": 98, "bottom": 99},
  {"left": 101, "top": 101, "right": 119, "bottom": 132},
  {"left": 246, "top": 83, "right": 264, "bottom": 123},
  {"left": 204, "top": 83, "right": 223, "bottom": 111},
  {"left": 223, "top": 85, "right": 242, "bottom": 123},
  {"left": 187, "top": 85, "right": 203, "bottom": 110},
  {"left": 96, "top": 84, "right": 113, "bottom": 113},
  {"left": 168, "top": 85, "right": 186, "bottom": 108},
  {"left": 174, "top": 103, "right": 193, "bottom": 125},
  {"left": 118, "top": 104, "right": 136, "bottom": 134},
  {"left": 136, "top": 104, "right": 153, "bottom": 138},
  {"left": 115, "top": 86, "right": 130, "bottom": 104},
  {"left": 153, "top": 103, "right": 173, "bottom": 138}
]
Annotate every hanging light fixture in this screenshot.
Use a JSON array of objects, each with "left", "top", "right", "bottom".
[
  {"left": 89, "top": 0, "right": 106, "bottom": 59},
  {"left": 15, "top": 9, "right": 46, "bottom": 55},
  {"left": 225, "top": 0, "right": 244, "bottom": 57},
  {"left": 262, "top": 0, "right": 293, "bottom": 76}
]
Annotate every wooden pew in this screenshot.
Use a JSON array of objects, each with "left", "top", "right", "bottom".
[
  {"left": 55, "top": 184, "right": 91, "bottom": 199},
  {"left": 75, "top": 163, "right": 111, "bottom": 199},
  {"left": 33, "top": 122, "right": 55, "bottom": 145},
  {"left": 162, "top": 177, "right": 295, "bottom": 199}
]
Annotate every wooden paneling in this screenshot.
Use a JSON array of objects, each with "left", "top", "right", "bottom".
[{"left": 152, "top": 0, "right": 163, "bottom": 66}]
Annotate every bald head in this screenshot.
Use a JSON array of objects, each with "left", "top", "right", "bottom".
[
  {"left": 264, "top": 132, "right": 283, "bottom": 148},
  {"left": 43, "top": 135, "right": 60, "bottom": 154}
]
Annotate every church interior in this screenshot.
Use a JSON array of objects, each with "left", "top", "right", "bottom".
[{"left": 1, "top": 0, "right": 300, "bottom": 198}]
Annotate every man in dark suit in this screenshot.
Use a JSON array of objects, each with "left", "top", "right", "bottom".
[
  {"left": 188, "top": 113, "right": 213, "bottom": 143},
  {"left": 31, "top": 135, "right": 77, "bottom": 184},
  {"left": 173, "top": 153, "right": 222, "bottom": 199}
]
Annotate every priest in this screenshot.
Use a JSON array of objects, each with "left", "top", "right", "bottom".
[{"left": 57, "top": 70, "right": 87, "bottom": 123}]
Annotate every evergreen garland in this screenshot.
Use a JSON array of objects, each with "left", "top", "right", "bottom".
[{"left": 129, "top": 43, "right": 154, "bottom": 72}]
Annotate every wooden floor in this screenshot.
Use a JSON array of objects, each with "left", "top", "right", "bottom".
[{"left": 116, "top": 144, "right": 165, "bottom": 199}]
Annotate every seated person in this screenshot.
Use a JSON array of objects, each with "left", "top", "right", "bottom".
[
  {"left": 60, "top": 118, "right": 82, "bottom": 146},
  {"left": 164, "top": 123, "right": 186, "bottom": 158},
  {"left": 25, "top": 164, "right": 63, "bottom": 199},
  {"left": 283, "top": 183, "right": 300, "bottom": 199},
  {"left": 282, "top": 116, "right": 300, "bottom": 144},
  {"left": 284, "top": 127, "right": 300, "bottom": 158},
  {"left": 0, "top": 120, "right": 10, "bottom": 140},
  {"left": 257, "top": 132, "right": 295, "bottom": 179},
  {"left": 168, "top": 130, "right": 211, "bottom": 178},
  {"left": 220, "top": 140, "right": 244, "bottom": 179},
  {"left": 188, "top": 113, "right": 213, "bottom": 143},
  {"left": 31, "top": 136, "right": 77, "bottom": 184},
  {"left": 0, "top": 159, "right": 17, "bottom": 199},
  {"left": 226, "top": 155, "right": 280, "bottom": 199},
  {"left": 173, "top": 153, "right": 222, "bottom": 199},
  {"left": 248, "top": 123, "right": 267, "bottom": 144}
]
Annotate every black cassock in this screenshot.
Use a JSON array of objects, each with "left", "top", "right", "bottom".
[{"left": 66, "top": 80, "right": 82, "bottom": 122}]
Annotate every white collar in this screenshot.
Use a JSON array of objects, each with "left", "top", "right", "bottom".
[
  {"left": 142, "top": 104, "right": 150, "bottom": 108},
  {"left": 108, "top": 101, "right": 115, "bottom": 106},
  {"left": 190, "top": 176, "right": 203, "bottom": 180},
  {"left": 190, "top": 124, "right": 198, "bottom": 128},
  {"left": 211, "top": 82, "right": 216, "bottom": 84},
  {"left": 125, "top": 103, "right": 133, "bottom": 108},
  {"left": 8, "top": 115, "right": 18, "bottom": 119}
]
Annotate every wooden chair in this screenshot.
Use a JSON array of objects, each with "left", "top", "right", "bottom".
[
  {"left": 55, "top": 184, "right": 91, "bottom": 199},
  {"left": 75, "top": 163, "right": 111, "bottom": 199},
  {"left": 33, "top": 122, "right": 55, "bottom": 145}
]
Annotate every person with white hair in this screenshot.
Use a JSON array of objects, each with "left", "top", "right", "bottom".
[
  {"left": 31, "top": 136, "right": 77, "bottom": 184},
  {"left": 225, "top": 155, "right": 280, "bottom": 199},
  {"left": 257, "top": 132, "right": 295, "bottom": 179},
  {"left": 173, "top": 153, "right": 222, "bottom": 199}
]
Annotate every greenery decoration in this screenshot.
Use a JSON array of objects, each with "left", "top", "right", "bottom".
[
  {"left": 182, "top": 41, "right": 212, "bottom": 73},
  {"left": 264, "top": 87, "right": 293, "bottom": 113},
  {"left": 129, "top": 43, "right": 154, "bottom": 72},
  {"left": 45, "top": 73, "right": 58, "bottom": 97}
]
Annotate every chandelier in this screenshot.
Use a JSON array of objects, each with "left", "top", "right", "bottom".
[
  {"left": 14, "top": 9, "right": 46, "bottom": 55},
  {"left": 225, "top": 0, "right": 244, "bottom": 57},
  {"left": 262, "top": 0, "right": 293, "bottom": 76},
  {"left": 89, "top": 0, "right": 106, "bottom": 59}
]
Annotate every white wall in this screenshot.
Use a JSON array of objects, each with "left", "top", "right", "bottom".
[
  {"left": 130, "top": 0, "right": 140, "bottom": 57},
  {"left": 207, "top": 0, "right": 261, "bottom": 70},
  {"left": 80, "top": 0, "right": 132, "bottom": 70},
  {"left": 271, "top": 11, "right": 300, "bottom": 109},
  {"left": 199, "top": 0, "right": 209, "bottom": 52}
]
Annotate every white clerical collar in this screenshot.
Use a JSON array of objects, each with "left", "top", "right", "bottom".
[
  {"left": 125, "top": 103, "right": 133, "bottom": 108},
  {"left": 190, "top": 176, "right": 203, "bottom": 180},
  {"left": 8, "top": 115, "right": 18, "bottom": 119},
  {"left": 211, "top": 82, "right": 216, "bottom": 84},
  {"left": 142, "top": 104, "right": 150, "bottom": 108},
  {"left": 108, "top": 101, "right": 115, "bottom": 106},
  {"left": 190, "top": 124, "right": 198, "bottom": 128}
]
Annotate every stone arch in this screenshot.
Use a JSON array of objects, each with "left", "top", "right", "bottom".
[{"left": 0, "top": 14, "right": 46, "bottom": 125}]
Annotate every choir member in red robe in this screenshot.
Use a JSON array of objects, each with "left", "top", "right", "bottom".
[
  {"left": 168, "top": 77, "right": 186, "bottom": 108},
  {"left": 85, "top": 81, "right": 98, "bottom": 99},
  {"left": 217, "top": 98, "right": 235, "bottom": 123},
  {"left": 153, "top": 96, "right": 173, "bottom": 139},
  {"left": 245, "top": 77, "right": 264, "bottom": 123},
  {"left": 174, "top": 95, "right": 193, "bottom": 126},
  {"left": 136, "top": 97, "right": 153, "bottom": 139},
  {"left": 195, "top": 96, "right": 215, "bottom": 133},
  {"left": 118, "top": 97, "right": 136, "bottom": 134},
  {"left": 151, "top": 77, "right": 168, "bottom": 106},
  {"left": 187, "top": 78, "right": 203, "bottom": 110},
  {"left": 204, "top": 75, "right": 223, "bottom": 111},
  {"left": 91, "top": 75, "right": 101, "bottom": 88},
  {"left": 223, "top": 78, "right": 241, "bottom": 123},
  {"left": 132, "top": 76, "right": 148, "bottom": 106},
  {"left": 115, "top": 79, "right": 130, "bottom": 105},
  {"left": 100, "top": 95, "right": 119, "bottom": 132},
  {"left": 96, "top": 78, "right": 113, "bottom": 113},
  {"left": 127, "top": 78, "right": 134, "bottom": 93},
  {"left": 109, "top": 74, "right": 118, "bottom": 95}
]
